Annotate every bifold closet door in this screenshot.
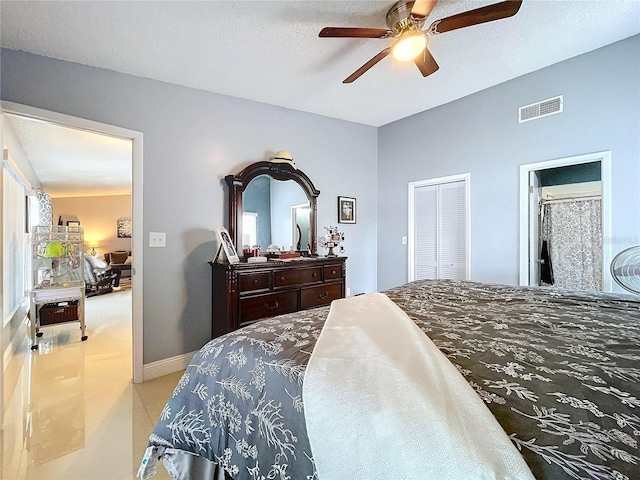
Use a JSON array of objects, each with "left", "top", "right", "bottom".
[{"left": 413, "top": 180, "right": 467, "bottom": 281}]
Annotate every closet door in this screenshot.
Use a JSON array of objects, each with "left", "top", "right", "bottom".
[
  {"left": 414, "top": 185, "right": 438, "bottom": 279},
  {"left": 439, "top": 181, "right": 467, "bottom": 279},
  {"left": 410, "top": 177, "right": 468, "bottom": 281}
]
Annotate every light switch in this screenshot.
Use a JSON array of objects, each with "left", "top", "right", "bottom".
[
  {"left": 149, "top": 232, "right": 166, "bottom": 247},
  {"left": 401, "top": 236, "right": 407, "bottom": 245}
]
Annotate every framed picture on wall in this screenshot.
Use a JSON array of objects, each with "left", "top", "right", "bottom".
[
  {"left": 215, "top": 226, "right": 240, "bottom": 264},
  {"left": 117, "top": 218, "right": 132, "bottom": 238},
  {"left": 338, "top": 196, "right": 356, "bottom": 224}
]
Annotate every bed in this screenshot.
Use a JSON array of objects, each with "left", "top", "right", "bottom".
[{"left": 138, "top": 279, "right": 640, "bottom": 480}]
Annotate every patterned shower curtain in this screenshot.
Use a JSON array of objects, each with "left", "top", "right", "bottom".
[{"left": 542, "top": 198, "right": 602, "bottom": 291}]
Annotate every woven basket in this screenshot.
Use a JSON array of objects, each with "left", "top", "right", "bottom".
[{"left": 40, "top": 301, "right": 79, "bottom": 325}]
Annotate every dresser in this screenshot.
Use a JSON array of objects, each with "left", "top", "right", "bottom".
[{"left": 210, "top": 257, "right": 346, "bottom": 338}]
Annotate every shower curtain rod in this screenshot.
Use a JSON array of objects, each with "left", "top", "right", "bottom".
[{"left": 541, "top": 195, "right": 602, "bottom": 205}]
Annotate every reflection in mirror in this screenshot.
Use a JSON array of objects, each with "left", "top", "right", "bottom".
[
  {"left": 226, "top": 160, "right": 319, "bottom": 255},
  {"left": 293, "top": 204, "right": 310, "bottom": 251},
  {"left": 242, "top": 175, "right": 309, "bottom": 251}
]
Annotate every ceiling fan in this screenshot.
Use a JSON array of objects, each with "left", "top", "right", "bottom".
[{"left": 319, "top": 0, "right": 522, "bottom": 83}]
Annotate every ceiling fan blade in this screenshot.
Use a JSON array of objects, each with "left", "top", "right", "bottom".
[
  {"left": 428, "top": 0, "right": 522, "bottom": 35},
  {"left": 410, "top": 0, "right": 438, "bottom": 19},
  {"left": 414, "top": 47, "right": 439, "bottom": 77},
  {"left": 319, "top": 27, "right": 392, "bottom": 38},
  {"left": 343, "top": 48, "right": 391, "bottom": 83}
]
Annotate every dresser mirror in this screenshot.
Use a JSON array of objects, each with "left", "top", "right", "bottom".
[{"left": 225, "top": 161, "right": 319, "bottom": 256}]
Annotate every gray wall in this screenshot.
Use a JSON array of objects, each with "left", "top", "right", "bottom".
[
  {"left": 1, "top": 49, "right": 378, "bottom": 363},
  {"left": 3, "top": 35, "right": 638, "bottom": 364},
  {"left": 378, "top": 35, "right": 640, "bottom": 290}
]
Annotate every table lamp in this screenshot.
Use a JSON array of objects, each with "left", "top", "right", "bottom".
[{"left": 87, "top": 241, "right": 99, "bottom": 257}]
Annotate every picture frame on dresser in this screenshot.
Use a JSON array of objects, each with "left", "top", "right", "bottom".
[{"left": 215, "top": 226, "right": 239, "bottom": 264}]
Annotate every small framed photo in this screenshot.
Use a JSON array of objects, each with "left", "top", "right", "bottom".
[
  {"left": 338, "top": 196, "right": 356, "bottom": 224},
  {"left": 215, "top": 226, "right": 240, "bottom": 264},
  {"left": 66, "top": 220, "right": 81, "bottom": 227}
]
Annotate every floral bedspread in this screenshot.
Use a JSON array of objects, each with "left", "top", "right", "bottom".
[{"left": 145, "top": 279, "right": 640, "bottom": 480}]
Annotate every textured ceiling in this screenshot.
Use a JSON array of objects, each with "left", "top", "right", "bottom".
[
  {"left": 1, "top": 0, "right": 639, "bottom": 195},
  {"left": 5, "top": 114, "right": 132, "bottom": 198}
]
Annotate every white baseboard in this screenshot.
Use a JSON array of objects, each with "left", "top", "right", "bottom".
[{"left": 142, "top": 350, "right": 198, "bottom": 382}]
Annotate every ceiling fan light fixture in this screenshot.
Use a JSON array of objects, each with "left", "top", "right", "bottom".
[{"left": 392, "top": 32, "right": 428, "bottom": 61}]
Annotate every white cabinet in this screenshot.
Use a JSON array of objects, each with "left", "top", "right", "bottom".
[{"left": 29, "top": 226, "right": 87, "bottom": 350}]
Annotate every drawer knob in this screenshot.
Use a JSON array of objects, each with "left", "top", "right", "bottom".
[
  {"left": 317, "top": 292, "right": 328, "bottom": 300},
  {"left": 331, "top": 270, "right": 336, "bottom": 275},
  {"left": 280, "top": 276, "right": 285, "bottom": 281},
  {"left": 264, "top": 301, "right": 280, "bottom": 311},
  {"left": 312, "top": 272, "right": 318, "bottom": 277},
  {"left": 252, "top": 279, "right": 259, "bottom": 285}
]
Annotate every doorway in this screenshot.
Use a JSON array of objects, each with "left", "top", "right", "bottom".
[
  {"left": 519, "top": 151, "right": 612, "bottom": 291},
  {"left": 1, "top": 101, "right": 144, "bottom": 382}
]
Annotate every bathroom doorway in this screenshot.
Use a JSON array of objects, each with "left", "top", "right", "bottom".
[{"left": 519, "top": 152, "right": 612, "bottom": 291}]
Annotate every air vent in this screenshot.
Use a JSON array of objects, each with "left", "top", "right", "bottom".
[{"left": 519, "top": 95, "right": 563, "bottom": 123}]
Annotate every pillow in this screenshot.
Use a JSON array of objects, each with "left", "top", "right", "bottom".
[
  {"left": 109, "top": 251, "right": 129, "bottom": 264},
  {"left": 86, "top": 255, "right": 109, "bottom": 269}
]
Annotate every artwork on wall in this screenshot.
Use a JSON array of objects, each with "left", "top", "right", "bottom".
[
  {"left": 117, "top": 217, "right": 132, "bottom": 238},
  {"left": 338, "top": 196, "right": 356, "bottom": 224}
]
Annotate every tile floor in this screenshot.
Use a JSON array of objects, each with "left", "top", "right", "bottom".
[{"left": 1, "top": 289, "right": 183, "bottom": 480}]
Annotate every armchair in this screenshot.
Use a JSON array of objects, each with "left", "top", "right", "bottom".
[{"left": 84, "top": 254, "right": 118, "bottom": 297}]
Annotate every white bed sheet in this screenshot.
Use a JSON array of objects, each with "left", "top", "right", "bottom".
[{"left": 303, "top": 293, "right": 535, "bottom": 480}]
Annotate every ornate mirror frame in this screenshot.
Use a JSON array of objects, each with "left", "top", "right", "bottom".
[{"left": 225, "top": 161, "right": 320, "bottom": 256}]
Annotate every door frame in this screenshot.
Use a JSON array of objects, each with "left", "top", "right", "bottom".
[
  {"left": 408, "top": 173, "right": 471, "bottom": 282},
  {"left": 2, "top": 101, "right": 144, "bottom": 383},
  {"left": 528, "top": 170, "right": 541, "bottom": 286},
  {"left": 518, "top": 151, "right": 612, "bottom": 291}
]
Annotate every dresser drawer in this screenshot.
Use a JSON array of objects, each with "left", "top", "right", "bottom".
[
  {"left": 301, "top": 283, "right": 343, "bottom": 309},
  {"left": 324, "top": 265, "right": 343, "bottom": 280},
  {"left": 211, "top": 257, "right": 347, "bottom": 339},
  {"left": 239, "top": 272, "right": 270, "bottom": 293},
  {"left": 274, "top": 267, "right": 323, "bottom": 288},
  {"left": 239, "top": 291, "right": 298, "bottom": 323}
]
